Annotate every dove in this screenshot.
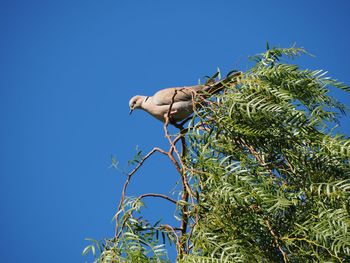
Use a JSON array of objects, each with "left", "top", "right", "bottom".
[{"left": 129, "top": 72, "right": 241, "bottom": 123}]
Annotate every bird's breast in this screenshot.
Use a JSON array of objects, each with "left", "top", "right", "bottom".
[{"left": 142, "top": 99, "right": 193, "bottom": 122}]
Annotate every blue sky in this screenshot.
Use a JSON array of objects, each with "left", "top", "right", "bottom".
[{"left": 1, "top": 1, "right": 350, "bottom": 262}]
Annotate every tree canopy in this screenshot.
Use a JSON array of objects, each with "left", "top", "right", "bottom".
[{"left": 84, "top": 45, "right": 350, "bottom": 262}]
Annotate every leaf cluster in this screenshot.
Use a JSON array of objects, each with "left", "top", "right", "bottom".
[{"left": 186, "top": 45, "right": 350, "bottom": 262}]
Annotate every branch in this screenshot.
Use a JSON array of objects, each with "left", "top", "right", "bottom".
[
  {"left": 163, "top": 91, "right": 194, "bottom": 258},
  {"left": 238, "top": 138, "right": 275, "bottom": 178},
  {"left": 160, "top": 224, "right": 181, "bottom": 252},
  {"left": 177, "top": 132, "right": 190, "bottom": 258},
  {"left": 115, "top": 147, "right": 168, "bottom": 236},
  {"left": 249, "top": 204, "right": 289, "bottom": 262},
  {"left": 166, "top": 88, "right": 178, "bottom": 123},
  {"left": 264, "top": 219, "right": 289, "bottom": 263},
  {"left": 137, "top": 193, "right": 177, "bottom": 204}
]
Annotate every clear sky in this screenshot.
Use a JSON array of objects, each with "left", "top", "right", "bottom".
[{"left": 1, "top": 1, "right": 350, "bottom": 262}]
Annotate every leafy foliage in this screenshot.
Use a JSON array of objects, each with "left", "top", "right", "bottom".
[
  {"left": 84, "top": 45, "right": 350, "bottom": 262},
  {"left": 84, "top": 195, "right": 172, "bottom": 262},
  {"left": 186, "top": 45, "right": 350, "bottom": 262}
]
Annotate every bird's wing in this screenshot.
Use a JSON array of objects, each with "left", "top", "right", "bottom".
[
  {"left": 151, "top": 72, "right": 242, "bottom": 106},
  {"left": 152, "top": 86, "right": 202, "bottom": 106}
]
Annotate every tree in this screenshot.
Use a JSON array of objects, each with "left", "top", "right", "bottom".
[{"left": 83, "top": 45, "right": 350, "bottom": 262}]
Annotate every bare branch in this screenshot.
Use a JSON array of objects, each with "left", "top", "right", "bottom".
[
  {"left": 137, "top": 193, "right": 177, "bottom": 204},
  {"left": 115, "top": 147, "right": 168, "bottom": 236}
]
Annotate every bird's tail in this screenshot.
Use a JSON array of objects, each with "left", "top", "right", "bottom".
[{"left": 204, "top": 71, "right": 242, "bottom": 94}]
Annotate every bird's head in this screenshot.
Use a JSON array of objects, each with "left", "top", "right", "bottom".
[{"left": 128, "top": 95, "right": 144, "bottom": 115}]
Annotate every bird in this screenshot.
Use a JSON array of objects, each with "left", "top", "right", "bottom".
[{"left": 128, "top": 71, "right": 241, "bottom": 124}]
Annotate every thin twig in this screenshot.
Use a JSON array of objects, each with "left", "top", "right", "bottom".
[
  {"left": 166, "top": 88, "right": 178, "bottom": 123},
  {"left": 264, "top": 219, "right": 289, "bottom": 263},
  {"left": 250, "top": 204, "right": 289, "bottom": 263},
  {"left": 159, "top": 224, "right": 183, "bottom": 231},
  {"left": 163, "top": 122, "right": 194, "bottom": 197},
  {"left": 160, "top": 224, "right": 181, "bottom": 252},
  {"left": 137, "top": 193, "right": 177, "bottom": 204},
  {"left": 173, "top": 130, "right": 189, "bottom": 146},
  {"left": 179, "top": 131, "right": 189, "bottom": 256},
  {"left": 115, "top": 147, "right": 168, "bottom": 236},
  {"left": 238, "top": 138, "right": 275, "bottom": 178}
]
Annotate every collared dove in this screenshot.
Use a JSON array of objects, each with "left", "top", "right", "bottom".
[{"left": 129, "top": 72, "right": 241, "bottom": 123}]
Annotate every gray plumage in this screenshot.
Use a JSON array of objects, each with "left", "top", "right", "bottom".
[{"left": 129, "top": 72, "right": 241, "bottom": 123}]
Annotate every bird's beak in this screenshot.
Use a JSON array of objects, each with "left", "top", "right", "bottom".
[{"left": 129, "top": 108, "right": 133, "bottom": 115}]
